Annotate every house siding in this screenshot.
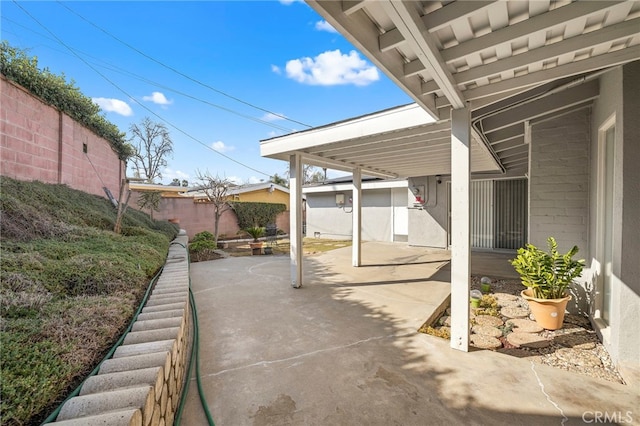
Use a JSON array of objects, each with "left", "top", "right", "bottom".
[
  {"left": 0, "top": 76, "right": 124, "bottom": 198},
  {"left": 589, "top": 63, "right": 640, "bottom": 376},
  {"left": 529, "top": 108, "right": 590, "bottom": 255}
]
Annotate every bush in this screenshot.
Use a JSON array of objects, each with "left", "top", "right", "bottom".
[{"left": 231, "top": 201, "right": 286, "bottom": 229}]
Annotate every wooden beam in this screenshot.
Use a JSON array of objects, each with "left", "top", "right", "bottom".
[
  {"left": 481, "top": 80, "right": 599, "bottom": 133},
  {"left": 463, "top": 45, "right": 640, "bottom": 101},
  {"left": 455, "top": 18, "right": 640, "bottom": 85},
  {"left": 422, "top": 1, "right": 493, "bottom": 33},
  {"left": 289, "top": 153, "right": 303, "bottom": 288},
  {"left": 441, "top": 1, "right": 625, "bottom": 63},
  {"left": 352, "top": 168, "right": 362, "bottom": 267},
  {"left": 450, "top": 106, "right": 472, "bottom": 352}
]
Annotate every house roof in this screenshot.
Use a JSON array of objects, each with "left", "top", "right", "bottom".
[
  {"left": 261, "top": 1, "right": 640, "bottom": 178},
  {"left": 187, "top": 182, "right": 290, "bottom": 199}
]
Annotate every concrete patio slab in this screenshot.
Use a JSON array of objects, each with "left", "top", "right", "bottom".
[{"left": 181, "top": 242, "right": 639, "bottom": 426}]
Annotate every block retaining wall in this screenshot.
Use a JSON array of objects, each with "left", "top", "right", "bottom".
[{"left": 49, "top": 232, "right": 192, "bottom": 426}]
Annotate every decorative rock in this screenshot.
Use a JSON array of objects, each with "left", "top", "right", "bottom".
[
  {"left": 493, "top": 292, "right": 518, "bottom": 302},
  {"left": 474, "top": 315, "right": 504, "bottom": 327},
  {"left": 439, "top": 316, "right": 452, "bottom": 327},
  {"left": 501, "top": 306, "right": 530, "bottom": 319},
  {"left": 471, "top": 324, "right": 502, "bottom": 338},
  {"left": 470, "top": 334, "right": 502, "bottom": 349},
  {"left": 507, "top": 332, "right": 551, "bottom": 349},
  {"left": 555, "top": 348, "right": 602, "bottom": 368},
  {"left": 506, "top": 318, "right": 544, "bottom": 333}
]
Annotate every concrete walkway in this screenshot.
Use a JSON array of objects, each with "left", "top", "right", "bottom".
[{"left": 181, "top": 242, "right": 639, "bottom": 426}]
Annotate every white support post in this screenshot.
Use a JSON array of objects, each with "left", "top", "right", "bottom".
[
  {"left": 352, "top": 168, "right": 362, "bottom": 267},
  {"left": 450, "top": 106, "right": 471, "bottom": 351},
  {"left": 289, "top": 153, "right": 303, "bottom": 288}
]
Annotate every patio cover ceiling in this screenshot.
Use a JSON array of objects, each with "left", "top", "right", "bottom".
[{"left": 261, "top": 0, "right": 640, "bottom": 179}]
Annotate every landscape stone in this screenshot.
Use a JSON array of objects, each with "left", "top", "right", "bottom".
[
  {"left": 507, "top": 332, "right": 550, "bottom": 349},
  {"left": 474, "top": 315, "right": 504, "bottom": 327},
  {"left": 471, "top": 324, "right": 502, "bottom": 338},
  {"left": 501, "top": 306, "right": 530, "bottom": 319},
  {"left": 506, "top": 318, "right": 544, "bottom": 333},
  {"left": 470, "top": 334, "right": 502, "bottom": 349}
]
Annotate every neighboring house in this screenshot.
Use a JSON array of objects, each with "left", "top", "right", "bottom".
[
  {"left": 304, "top": 177, "right": 409, "bottom": 242},
  {"left": 261, "top": 1, "right": 639, "bottom": 383}
]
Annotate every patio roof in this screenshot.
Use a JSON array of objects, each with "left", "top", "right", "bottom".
[{"left": 261, "top": 0, "right": 640, "bottom": 178}]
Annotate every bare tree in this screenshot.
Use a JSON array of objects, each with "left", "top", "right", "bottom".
[
  {"left": 137, "top": 191, "right": 162, "bottom": 220},
  {"left": 129, "top": 117, "right": 173, "bottom": 183},
  {"left": 114, "top": 178, "right": 131, "bottom": 234},
  {"left": 286, "top": 164, "right": 325, "bottom": 185},
  {"left": 195, "top": 170, "right": 233, "bottom": 243}
]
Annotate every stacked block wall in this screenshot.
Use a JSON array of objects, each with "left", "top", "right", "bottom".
[
  {"left": 0, "top": 76, "right": 124, "bottom": 198},
  {"left": 49, "top": 234, "right": 192, "bottom": 426}
]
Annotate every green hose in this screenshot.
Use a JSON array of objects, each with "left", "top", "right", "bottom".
[
  {"left": 174, "top": 242, "right": 216, "bottom": 426},
  {"left": 41, "top": 264, "right": 165, "bottom": 424}
]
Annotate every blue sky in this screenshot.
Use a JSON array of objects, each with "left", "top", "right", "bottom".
[{"left": 2, "top": 1, "right": 413, "bottom": 185}]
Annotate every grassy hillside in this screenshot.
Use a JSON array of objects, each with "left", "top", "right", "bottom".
[{"left": 0, "top": 176, "right": 178, "bottom": 425}]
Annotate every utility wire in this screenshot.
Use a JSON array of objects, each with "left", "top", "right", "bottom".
[
  {"left": 55, "top": 0, "right": 313, "bottom": 129},
  {"left": 11, "top": 1, "right": 273, "bottom": 178},
  {"left": 1, "top": 15, "right": 297, "bottom": 133}
]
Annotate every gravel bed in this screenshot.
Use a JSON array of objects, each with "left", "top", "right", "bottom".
[{"left": 423, "top": 276, "right": 626, "bottom": 385}]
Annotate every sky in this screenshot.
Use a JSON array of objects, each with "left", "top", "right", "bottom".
[{"left": 1, "top": 0, "right": 414, "bottom": 185}]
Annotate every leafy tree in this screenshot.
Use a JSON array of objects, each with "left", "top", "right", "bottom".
[
  {"left": 181, "top": 179, "right": 189, "bottom": 187},
  {"left": 137, "top": 191, "right": 162, "bottom": 220},
  {"left": 286, "top": 164, "right": 326, "bottom": 184},
  {"left": 194, "top": 170, "right": 232, "bottom": 243},
  {"left": 169, "top": 178, "right": 181, "bottom": 186},
  {"left": 129, "top": 117, "right": 173, "bottom": 183},
  {"left": 271, "top": 173, "right": 288, "bottom": 188}
]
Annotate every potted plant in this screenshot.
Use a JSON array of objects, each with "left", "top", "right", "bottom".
[
  {"left": 509, "top": 237, "right": 584, "bottom": 330},
  {"left": 245, "top": 226, "right": 265, "bottom": 255}
]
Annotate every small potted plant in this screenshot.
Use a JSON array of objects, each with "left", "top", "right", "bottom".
[
  {"left": 245, "top": 226, "right": 265, "bottom": 255},
  {"left": 509, "top": 237, "right": 584, "bottom": 330}
]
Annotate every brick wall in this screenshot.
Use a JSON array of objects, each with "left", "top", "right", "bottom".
[
  {"left": 0, "top": 76, "right": 124, "bottom": 198},
  {"left": 529, "top": 108, "right": 590, "bottom": 254}
]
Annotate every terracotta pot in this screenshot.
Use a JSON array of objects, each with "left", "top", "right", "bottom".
[
  {"left": 249, "top": 241, "right": 263, "bottom": 255},
  {"left": 521, "top": 289, "right": 571, "bottom": 330}
]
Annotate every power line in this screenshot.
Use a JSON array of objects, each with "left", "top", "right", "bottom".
[
  {"left": 10, "top": 1, "right": 274, "bottom": 178},
  {"left": 55, "top": 0, "right": 313, "bottom": 129},
  {"left": 1, "top": 15, "right": 298, "bottom": 133}
]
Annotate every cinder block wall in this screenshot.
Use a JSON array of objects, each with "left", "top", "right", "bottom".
[
  {"left": 49, "top": 233, "right": 192, "bottom": 426},
  {"left": 0, "top": 76, "right": 124, "bottom": 198},
  {"left": 131, "top": 192, "right": 290, "bottom": 241},
  {"left": 529, "top": 107, "right": 590, "bottom": 255}
]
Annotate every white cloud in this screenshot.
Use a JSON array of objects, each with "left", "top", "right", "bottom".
[
  {"left": 211, "top": 140, "right": 234, "bottom": 153},
  {"left": 228, "top": 175, "right": 264, "bottom": 185},
  {"left": 271, "top": 64, "right": 282, "bottom": 74},
  {"left": 142, "top": 91, "right": 173, "bottom": 106},
  {"left": 279, "top": 0, "right": 301, "bottom": 5},
  {"left": 262, "top": 112, "right": 286, "bottom": 122},
  {"left": 284, "top": 49, "right": 379, "bottom": 86},
  {"left": 315, "top": 20, "right": 338, "bottom": 33},
  {"left": 92, "top": 97, "right": 133, "bottom": 116},
  {"left": 247, "top": 176, "right": 263, "bottom": 184},
  {"left": 161, "top": 168, "right": 190, "bottom": 184}
]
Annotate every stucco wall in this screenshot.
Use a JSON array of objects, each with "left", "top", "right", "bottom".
[
  {"left": 529, "top": 108, "right": 590, "bottom": 255},
  {"left": 305, "top": 188, "right": 402, "bottom": 242},
  {"left": 0, "top": 76, "right": 124, "bottom": 198},
  {"left": 408, "top": 176, "right": 448, "bottom": 248},
  {"left": 589, "top": 63, "right": 640, "bottom": 375}
]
